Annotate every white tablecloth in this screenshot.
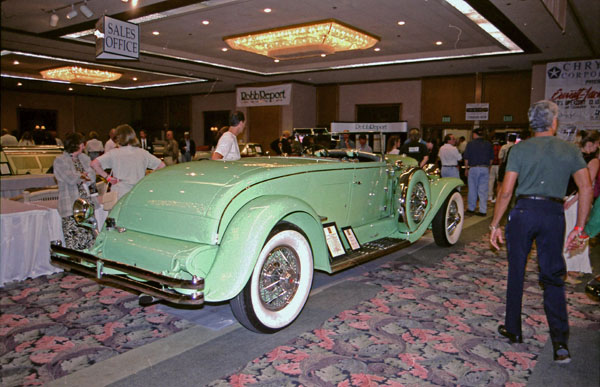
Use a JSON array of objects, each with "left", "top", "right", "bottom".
[
  {"left": 0, "top": 174, "right": 57, "bottom": 198},
  {"left": 0, "top": 198, "right": 64, "bottom": 286}
]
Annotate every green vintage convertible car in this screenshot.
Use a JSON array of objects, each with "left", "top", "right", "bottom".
[{"left": 51, "top": 149, "right": 464, "bottom": 332}]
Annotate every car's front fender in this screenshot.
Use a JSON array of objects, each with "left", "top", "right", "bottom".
[{"left": 203, "top": 195, "right": 327, "bottom": 302}]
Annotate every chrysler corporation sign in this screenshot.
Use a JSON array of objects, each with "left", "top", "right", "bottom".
[{"left": 95, "top": 16, "right": 139, "bottom": 60}]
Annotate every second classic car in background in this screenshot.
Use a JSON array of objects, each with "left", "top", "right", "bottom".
[{"left": 52, "top": 147, "right": 464, "bottom": 333}]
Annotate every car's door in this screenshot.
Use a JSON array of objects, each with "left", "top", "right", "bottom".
[{"left": 346, "top": 163, "right": 389, "bottom": 227}]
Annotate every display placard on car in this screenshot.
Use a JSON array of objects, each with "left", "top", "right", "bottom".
[
  {"left": 323, "top": 222, "right": 346, "bottom": 258},
  {"left": 342, "top": 226, "right": 361, "bottom": 251}
]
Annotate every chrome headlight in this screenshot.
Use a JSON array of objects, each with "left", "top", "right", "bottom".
[
  {"left": 73, "top": 198, "right": 94, "bottom": 223},
  {"left": 423, "top": 163, "right": 440, "bottom": 176}
]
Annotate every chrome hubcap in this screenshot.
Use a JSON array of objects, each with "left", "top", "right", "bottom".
[
  {"left": 259, "top": 246, "right": 300, "bottom": 311},
  {"left": 446, "top": 199, "right": 462, "bottom": 235},
  {"left": 410, "top": 183, "right": 427, "bottom": 224}
]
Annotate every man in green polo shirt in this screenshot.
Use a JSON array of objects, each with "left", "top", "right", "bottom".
[{"left": 489, "top": 100, "right": 592, "bottom": 364}]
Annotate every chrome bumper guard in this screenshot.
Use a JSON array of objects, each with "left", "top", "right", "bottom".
[{"left": 50, "top": 244, "right": 204, "bottom": 305}]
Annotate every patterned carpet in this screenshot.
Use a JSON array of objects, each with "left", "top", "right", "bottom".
[
  {"left": 209, "top": 235, "right": 600, "bottom": 386},
  {"left": 0, "top": 273, "right": 194, "bottom": 386}
]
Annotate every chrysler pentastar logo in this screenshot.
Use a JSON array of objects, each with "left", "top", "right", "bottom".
[{"left": 547, "top": 66, "right": 561, "bottom": 79}]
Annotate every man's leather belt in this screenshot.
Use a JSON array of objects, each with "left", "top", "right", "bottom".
[
  {"left": 516, "top": 195, "right": 564, "bottom": 204},
  {"left": 470, "top": 165, "right": 488, "bottom": 167}
]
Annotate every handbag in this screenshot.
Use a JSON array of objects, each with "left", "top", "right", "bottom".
[{"left": 101, "top": 172, "right": 119, "bottom": 210}]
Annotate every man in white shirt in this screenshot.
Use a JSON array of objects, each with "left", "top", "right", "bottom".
[
  {"left": 438, "top": 134, "right": 462, "bottom": 178},
  {"left": 1, "top": 129, "right": 18, "bottom": 146},
  {"left": 212, "top": 111, "right": 245, "bottom": 161},
  {"left": 104, "top": 128, "right": 117, "bottom": 153}
]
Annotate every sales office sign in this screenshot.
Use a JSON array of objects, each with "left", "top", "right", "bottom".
[{"left": 95, "top": 16, "right": 139, "bottom": 60}]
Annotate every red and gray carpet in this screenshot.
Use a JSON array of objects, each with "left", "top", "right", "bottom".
[
  {"left": 0, "top": 274, "right": 193, "bottom": 386},
  {"left": 1, "top": 235, "right": 598, "bottom": 386},
  {"left": 208, "top": 237, "right": 599, "bottom": 386}
]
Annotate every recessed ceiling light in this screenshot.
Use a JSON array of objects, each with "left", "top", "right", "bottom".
[
  {"left": 17, "top": 82, "right": 23, "bottom": 86},
  {"left": 152, "top": 31, "right": 160, "bottom": 35},
  {"left": 321, "top": 54, "right": 326, "bottom": 57},
  {"left": 133, "top": 77, "right": 138, "bottom": 81},
  {"left": 202, "top": 20, "right": 209, "bottom": 25},
  {"left": 374, "top": 48, "right": 381, "bottom": 52},
  {"left": 13, "top": 60, "right": 20, "bottom": 65},
  {"left": 397, "top": 21, "right": 405, "bottom": 25},
  {"left": 274, "top": 59, "right": 280, "bottom": 63},
  {"left": 221, "top": 48, "right": 228, "bottom": 52},
  {"left": 68, "top": 87, "right": 74, "bottom": 91},
  {"left": 435, "top": 41, "right": 443, "bottom": 45},
  {"left": 263, "top": 8, "right": 272, "bottom": 13}
]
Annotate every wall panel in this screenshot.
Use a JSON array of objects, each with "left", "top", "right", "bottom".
[
  {"left": 482, "top": 71, "right": 532, "bottom": 125},
  {"left": 421, "top": 75, "right": 476, "bottom": 126}
]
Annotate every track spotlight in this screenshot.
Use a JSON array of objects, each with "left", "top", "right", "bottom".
[
  {"left": 66, "top": 4, "right": 78, "bottom": 20},
  {"left": 80, "top": 1, "right": 93, "bottom": 18},
  {"left": 50, "top": 11, "right": 59, "bottom": 27}
]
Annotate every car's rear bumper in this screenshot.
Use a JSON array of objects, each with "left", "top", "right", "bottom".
[{"left": 50, "top": 244, "right": 204, "bottom": 305}]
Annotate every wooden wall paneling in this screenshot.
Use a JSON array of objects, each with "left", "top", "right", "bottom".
[
  {"left": 421, "top": 75, "right": 476, "bottom": 126},
  {"left": 248, "top": 106, "right": 281, "bottom": 153},
  {"left": 316, "top": 85, "right": 339, "bottom": 128},
  {"left": 141, "top": 98, "right": 166, "bottom": 135},
  {"left": 482, "top": 71, "right": 532, "bottom": 125},
  {"left": 168, "top": 95, "right": 191, "bottom": 133}
]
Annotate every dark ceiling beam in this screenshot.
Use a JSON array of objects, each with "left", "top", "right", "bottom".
[
  {"left": 39, "top": 0, "right": 205, "bottom": 39},
  {"left": 465, "top": 0, "right": 539, "bottom": 54}
]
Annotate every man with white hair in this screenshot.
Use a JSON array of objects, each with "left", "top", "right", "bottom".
[
  {"left": 489, "top": 100, "right": 592, "bottom": 364},
  {"left": 104, "top": 128, "right": 117, "bottom": 153}
]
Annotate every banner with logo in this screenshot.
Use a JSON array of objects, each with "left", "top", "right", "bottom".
[
  {"left": 236, "top": 84, "right": 292, "bottom": 107},
  {"left": 545, "top": 59, "right": 600, "bottom": 141},
  {"left": 330, "top": 122, "right": 408, "bottom": 133}
]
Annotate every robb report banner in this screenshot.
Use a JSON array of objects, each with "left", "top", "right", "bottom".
[
  {"left": 544, "top": 59, "right": 600, "bottom": 141},
  {"left": 236, "top": 84, "right": 292, "bottom": 107}
]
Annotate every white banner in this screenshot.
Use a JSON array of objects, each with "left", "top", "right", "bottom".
[
  {"left": 465, "top": 103, "right": 489, "bottom": 121},
  {"left": 545, "top": 59, "right": 600, "bottom": 141},
  {"left": 330, "top": 122, "right": 407, "bottom": 133},
  {"left": 236, "top": 84, "right": 292, "bottom": 107}
]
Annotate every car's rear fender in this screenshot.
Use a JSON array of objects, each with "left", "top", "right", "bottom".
[{"left": 203, "top": 195, "right": 328, "bottom": 302}]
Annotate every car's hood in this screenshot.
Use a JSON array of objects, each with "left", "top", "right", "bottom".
[{"left": 113, "top": 157, "right": 341, "bottom": 243}]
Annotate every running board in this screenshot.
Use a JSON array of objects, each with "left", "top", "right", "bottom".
[{"left": 330, "top": 237, "right": 411, "bottom": 272}]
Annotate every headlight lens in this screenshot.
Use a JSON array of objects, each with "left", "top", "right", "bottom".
[{"left": 73, "top": 198, "right": 94, "bottom": 223}]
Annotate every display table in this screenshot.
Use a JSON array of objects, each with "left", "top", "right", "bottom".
[
  {"left": 0, "top": 198, "right": 64, "bottom": 286},
  {"left": 0, "top": 174, "right": 57, "bottom": 198}
]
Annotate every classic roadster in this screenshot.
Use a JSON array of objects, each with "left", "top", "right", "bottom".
[{"left": 51, "top": 149, "right": 464, "bottom": 332}]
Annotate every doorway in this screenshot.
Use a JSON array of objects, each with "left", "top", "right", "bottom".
[
  {"left": 203, "top": 110, "right": 230, "bottom": 147},
  {"left": 17, "top": 108, "right": 57, "bottom": 141}
]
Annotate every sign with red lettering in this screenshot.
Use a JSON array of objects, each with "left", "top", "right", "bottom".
[
  {"left": 95, "top": 16, "right": 139, "bottom": 60},
  {"left": 545, "top": 60, "right": 600, "bottom": 141}
]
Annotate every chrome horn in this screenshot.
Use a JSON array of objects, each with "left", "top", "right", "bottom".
[{"left": 73, "top": 198, "right": 99, "bottom": 236}]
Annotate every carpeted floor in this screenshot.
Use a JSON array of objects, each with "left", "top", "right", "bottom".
[
  {"left": 207, "top": 234, "right": 600, "bottom": 386},
  {"left": 0, "top": 273, "right": 194, "bottom": 386}
]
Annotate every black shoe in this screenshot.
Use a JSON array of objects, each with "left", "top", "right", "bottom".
[
  {"left": 466, "top": 210, "right": 476, "bottom": 215},
  {"left": 498, "top": 325, "right": 523, "bottom": 343},
  {"left": 476, "top": 212, "right": 487, "bottom": 217},
  {"left": 552, "top": 342, "right": 571, "bottom": 364}
]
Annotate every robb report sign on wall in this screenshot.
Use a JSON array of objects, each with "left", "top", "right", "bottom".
[
  {"left": 545, "top": 59, "right": 600, "bottom": 141},
  {"left": 237, "top": 84, "right": 292, "bottom": 107}
]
